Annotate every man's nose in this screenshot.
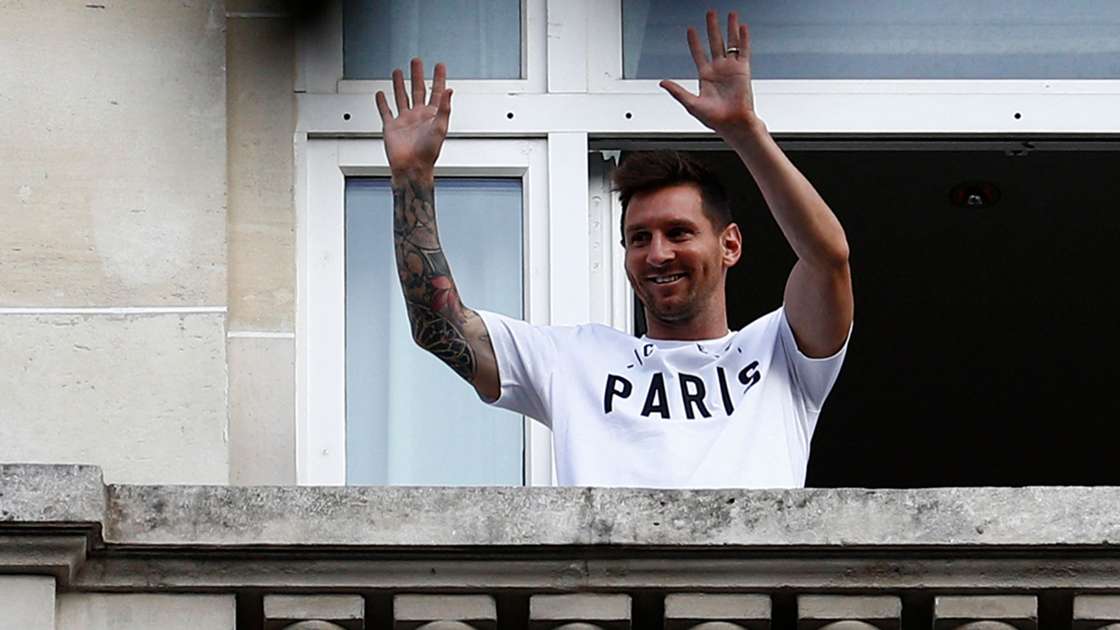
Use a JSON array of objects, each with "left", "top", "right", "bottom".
[{"left": 646, "top": 234, "right": 674, "bottom": 266}]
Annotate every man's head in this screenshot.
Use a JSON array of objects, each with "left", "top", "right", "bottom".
[{"left": 613, "top": 151, "right": 742, "bottom": 331}]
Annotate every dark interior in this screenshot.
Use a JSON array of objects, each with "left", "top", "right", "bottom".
[{"left": 627, "top": 141, "right": 1120, "bottom": 487}]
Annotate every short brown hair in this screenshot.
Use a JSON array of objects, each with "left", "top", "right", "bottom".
[{"left": 612, "top": 151, "right": 733, "bottom": 245}]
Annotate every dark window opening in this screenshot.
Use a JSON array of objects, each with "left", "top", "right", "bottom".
[{"left": 620, "top": 140, "right": 1120, "bottom": 487}]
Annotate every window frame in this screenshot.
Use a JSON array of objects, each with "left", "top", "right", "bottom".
[
  {"left": 299, "top": 138, "right": 567, "bottom": 486},
  {"left": 583, "top": 0, "right": 1120, "bottom": 133},
  {"left": 295, "top": 0, "right": 1120, "bottom": 488},
  {"left": 296, "top": 0, "right": 547, "bottom": 95}
]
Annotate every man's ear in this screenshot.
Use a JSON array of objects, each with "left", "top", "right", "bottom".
[{"left": 721, "top": 223, "right": 742, "bottom": 267}]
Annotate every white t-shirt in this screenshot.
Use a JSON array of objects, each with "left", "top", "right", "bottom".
[{"left": 476, "top": 307, "right": 849, "bottom": 489}]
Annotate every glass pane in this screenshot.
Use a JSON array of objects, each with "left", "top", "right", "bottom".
[
  {"left": 345, "top": 178, "right": 524, "bottom": 485},
  {"left": 344, "top": 0, "right": 521, "bottom": 79},
  {"left": 623, "top": 0, "right": 1120, "bottom": 79}
]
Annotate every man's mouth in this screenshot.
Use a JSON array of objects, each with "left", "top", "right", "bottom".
[{"left": 649, "top": 273, "right": 686, "bottom": 285}]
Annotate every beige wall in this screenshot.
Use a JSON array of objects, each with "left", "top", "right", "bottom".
[
  {"left": 0, "top": 0, "right": 298, "bottom": 484},
  {"left": 226, "top": 2, "right": 298, "bottom": 485}
]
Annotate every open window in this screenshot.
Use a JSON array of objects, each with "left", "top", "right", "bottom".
[{"left": 611, "top": 139, "right": 1120, "bottom": 487}]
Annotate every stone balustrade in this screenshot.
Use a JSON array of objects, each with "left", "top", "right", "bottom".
[{"left": 6, "top": 464, "right": 1120, "bottom": 629}]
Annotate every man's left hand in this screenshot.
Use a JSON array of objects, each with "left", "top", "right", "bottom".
[{"left": 660, "top": 10, "right": 757, "bottom": 136}]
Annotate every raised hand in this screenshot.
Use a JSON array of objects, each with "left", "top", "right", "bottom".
[
  {"left": 375, "top": 58, "right": 452, "bottom": 179},
  {"left": 660, "top": 11, "right": 756, "bottom": 135}
]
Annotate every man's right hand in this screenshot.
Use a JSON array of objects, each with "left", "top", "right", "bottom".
[{"left": 376, "top": 58, "right": 452, "bottom": 183}]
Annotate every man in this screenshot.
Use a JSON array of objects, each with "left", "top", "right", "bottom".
[{"left": 375, "top": 11, "right": 852, "bottom": 488}]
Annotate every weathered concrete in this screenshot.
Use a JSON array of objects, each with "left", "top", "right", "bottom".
[
  {"left": 56, "top": 593, "right": 236, "bottom": 630},
  {"left": 0, "top": 464, "right": 105, "bottom": 524},
  {"left": 228, "top": 337, "right": 296, "bottom": 485},
  {"left": 102, "top": 482, "right": 1120, "bottom": 547},
  {"left": 0, "top": 575, "right": 55, "bottom": 630},
  {"left": 227, "top": 13, "right": 296, "bottom": 332},
  {"left": 0, "top": 0, "right": 227, "bottom": 307},
  {"left": 0, "top": 315, "right": 229, "bottom": 485},
  {"left": 7, "top": 466, "right": 1120, "bottom": 551},
  {"left": 0, "top": 536, "right": 88, "bottom": 584}
]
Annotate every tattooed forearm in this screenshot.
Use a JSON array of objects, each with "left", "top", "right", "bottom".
[{"left": 392, "top": 178, "right": 478, "bottom": 382}]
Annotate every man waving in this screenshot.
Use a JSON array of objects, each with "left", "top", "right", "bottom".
[{"left": 376, "top": 11, "right": 852, "bottom": 488}]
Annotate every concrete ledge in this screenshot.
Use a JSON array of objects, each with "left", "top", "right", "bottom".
[
  {"left": 106, "top": 482, "right": 1120, "bottom": 548},
  {"left": 0, "top": 464, "right": 106, "bottom": 526},
  {"left": 6, "top": 465, "right": 1120, "bottom": 549}
]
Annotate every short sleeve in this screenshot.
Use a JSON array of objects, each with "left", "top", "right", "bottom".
[
  {"left": 776, "top": 306, "right": 851, "bottom": 412},
  {"left": 475, "top": 310, "right": 558, "bottom": 427}
]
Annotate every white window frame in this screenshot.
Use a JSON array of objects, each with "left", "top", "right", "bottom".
[
  {"left": 298, "top": 138, "right": 585, "bottom": 486},
  {"left": 294, "top": 0, "right": 1120, "bottom": 488},
  {"left": 296, "top": 0, "right": 547, "bottom": 95},
  {"left": 580, "top": 0, "right": 1120, "bottom": 133}
]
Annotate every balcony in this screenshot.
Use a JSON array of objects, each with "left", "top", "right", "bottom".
[{"left": 3, "top": 463, "right": 1120, "bottom": 629}]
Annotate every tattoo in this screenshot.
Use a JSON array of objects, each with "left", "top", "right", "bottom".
[{"left": 392, "top": 178, "right": 477, "bottom": 382}]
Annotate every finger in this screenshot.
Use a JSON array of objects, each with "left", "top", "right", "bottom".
[
  {"left": 375, "top": 90, "right": 393, "bottom": 120},
  {"left": 727, "top": 11, "right": 740, "bottom": 49},
  {"left": 659, "top": 80, "right": 697, "bottom": 112},
  {"left": 410, "top": 58, "right": 426, "bottom": 108},
  {"left": 706, "top": 9, "right": 726, "bottom": 59},
  {"left": 392, "top": 68, "right": 409, "bottom": 111},
  {"left": 686, "top": 27, "right": 708, "bottom": 70},
  {"left": 435, "top": 88, "right": 453, "bottom": 133},
  {"left": 741, "top": 23, "right": 751, "bottom": 61},
  {"left": 429, "top": 62, "right": 447, "bottom": 107}
]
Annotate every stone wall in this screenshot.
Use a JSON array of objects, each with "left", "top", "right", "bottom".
[{"left": 0, "top": 1, "right": 298, "bottom": 485}]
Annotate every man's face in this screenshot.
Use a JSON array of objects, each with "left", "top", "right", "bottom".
[{"left": 623, "top": 183, "right": 741, "bottom": 325}]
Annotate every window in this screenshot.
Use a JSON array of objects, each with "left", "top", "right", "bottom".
[
  {"left": 622, "top": 0, "right": 1120, "bottom": 80},
  {"left": 300, "top": 138, "right": 561, "bottom": 486},
  {"left": 343, "top": 0, "right": 522, "bottom": 80},
  {"left": 297, "top": 0, "right": 1120, "bottom": 489},
  {"left": 344, "top": 178, "right": 524, "bottom": 485}
]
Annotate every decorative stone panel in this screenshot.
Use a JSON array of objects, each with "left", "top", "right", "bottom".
[
  {"left": 0, "top": 576, "right": 56, "bottom": 630},
  {"left": 394, "top": 594, "right": 496, "bottom": 630},
  {"left": 264, "top": 594, "right": 364, "bottom": 630},
  {"left": 529, "top": 594, "right": 631, "bottom": 629},
  {"left": 1073, "top": 595, "right": 1120, "bottom": 630},
  {"left": 798, "top": 595, "right": 901, "bottom": 630},
  {"left": 56, "top": 593, "right": 236, "bottom": 630},
  {"left": 664, "top": 593, "right": 770, "bottom": 630},
  {"left": 933, "top": 595, "right": 1037, "bottom": 630}
]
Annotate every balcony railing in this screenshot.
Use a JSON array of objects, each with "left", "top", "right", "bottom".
[{"left": 4, "top": 464, "right": 1120, "bottom": 629}]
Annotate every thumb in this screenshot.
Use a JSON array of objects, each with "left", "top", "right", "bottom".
[{"left": 659, "top": 80, "right": 697, "bottom": 112}]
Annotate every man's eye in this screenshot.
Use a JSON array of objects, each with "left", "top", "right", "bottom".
[{"left": 669, "top": 228, "right": 691, "bottom": 239}]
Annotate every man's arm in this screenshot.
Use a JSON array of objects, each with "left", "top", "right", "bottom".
[
  {"left": 660, "top": 11, "right": 853, "bottom": 357},
  {"left": 376, "top": 59, "right": 500, "bottom": 400}
]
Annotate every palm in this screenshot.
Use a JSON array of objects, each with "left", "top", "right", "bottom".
[
  {"left": 693, "top": 58, "right": 754, "bottom": 130},
  {"left": 384, "top": 103, "right": 444, "bottom": 168},
  {"left": 661, "top": 11, "right": 757, "bottom": 134},
  {"left": 376, "top": 59, "right": 452, "bottom": 174}
]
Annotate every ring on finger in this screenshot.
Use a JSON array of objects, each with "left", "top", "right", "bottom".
[{"left": 725, "top": 46, "right": 740, "bottom": 56}]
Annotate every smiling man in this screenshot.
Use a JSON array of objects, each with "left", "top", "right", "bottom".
[{"left": 377, "top": 11, "right": 852, "bottom": 488}]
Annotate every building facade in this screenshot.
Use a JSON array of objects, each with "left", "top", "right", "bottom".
[{"left": 3, "top": 1, "right": 1120, "bottom": 627}]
